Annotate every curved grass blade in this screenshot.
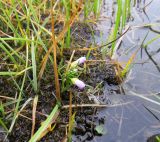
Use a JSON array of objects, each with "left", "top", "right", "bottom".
[{"left": 29, "top": 103, "right": 60, "bottom": 142}]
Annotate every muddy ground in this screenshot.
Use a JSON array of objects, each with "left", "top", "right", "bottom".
[{"left": 0, "top": 22, "right": 120, "bottom": 142}]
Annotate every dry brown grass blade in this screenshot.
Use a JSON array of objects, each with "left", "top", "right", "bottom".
[
  {"left": 66, "top": 50, "right": 75, "bottom": 73},
  {"left": 61, "top": 135, "right": 68, "bottom": 142},
  {"left": 85, "top": 60, "right": 130, "bottom": 65},
  {"left": 62, "top": 101, "right": 133, "bottom": 109},
  {"left": 51, "top": 0, "right": 61, "bottom": 101},
  {"left": 19, "top": 114, "right": 32, "bottom": 121},
  {"left": 68, "top": 91, "right": 73, "bottom": 140},
  {"left": 120, "top": 47, "right": 140, "bottom": 78},
  {"left": 38, "top": 0, "right": 83, "bottom": 80},
  {"left": 0, "top": 95, "right": 15, "bottom": 100},
  {"left": 31, "top": 95, "right": 38, "bottom": 137},
  {"left": 114, "top": 60, "right": 124, "bottom": 83},
  {"left": 56, "top": 0, "right": 83, "bottom": 41}
]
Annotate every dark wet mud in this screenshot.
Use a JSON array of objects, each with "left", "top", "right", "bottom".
[
  {"left": 0, "top": 20, "right": 119, "bottom": 142},
  {"left": 1, "top": 0, "right": 160, "bottom": 142}
]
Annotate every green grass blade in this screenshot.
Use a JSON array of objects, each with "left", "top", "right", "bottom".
[
  {"left": 93, "top": 0, "right": 101, "bottom": 17},
  {"left": 0, "top": 72, "right": 18, "bottom": 76},
  {"left": 0, "top": 118, "right": 8, "bottom": 132},
  {"left": 31, "top": 36, "right": 38, "bottom": 92},
  {"left": 8, "top": 43, "right": 29, "bottom": 134},
  {"left": 29, "top": 103, "right": 60, "bottom": 142},
  {"left": 1, "top": 39, "right": 25, "bottom": 63},
  {"left": 0, "top": 67, "right": 32, "bottom": 76},
  {"left": 111, "top": 0, "right": 122, "bottom": 56},
  {"left": 143, "top": 34, "right": 160, "bottom": 48},
  {"left": 122, "top": 0, "right": 127, "bottom": 28},
  {"left": 0, "top": 43, "right": 17, "bottom": 65}
]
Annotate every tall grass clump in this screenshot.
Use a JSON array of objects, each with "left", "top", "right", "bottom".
[
  {"left": 0, "top": 0, "right": 102, "bottom": 141},
  {"left": 84, "top": 0, "right": 102, "bottom": 19},
  {"left": 122, "top": 0, "right": 130, "bottom": 28},
  {"left": 102, "top": 0, "right": 131, "bottom": 57},
  {"left": 93, "top": 0, "right": 102, "bottom": 17},
  {"left": 0, "top": 0, "right": 55, "bottom": 137}
]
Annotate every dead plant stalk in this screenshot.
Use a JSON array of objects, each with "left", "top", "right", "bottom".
[{"left": 51, "top": 0, "right": 61, "bottom": 101}]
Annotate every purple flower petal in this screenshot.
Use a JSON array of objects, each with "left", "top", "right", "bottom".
[
  {"left": 71, "top": 78, "right": 85, "bottom": 90},
  {"left": 70, "top": 57, "right": 86, "bottom": 68},
  {"left": 77, "top": 57, "right": 86, "bottom": 64}
]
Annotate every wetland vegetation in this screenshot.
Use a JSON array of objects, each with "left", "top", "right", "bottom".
[{"left": 0, "top": 0, "right": 160, "bottom": 142}]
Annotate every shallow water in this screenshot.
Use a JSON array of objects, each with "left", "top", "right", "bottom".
[{"left": 94, "top": 0, "right": 160, "bottom": 142}]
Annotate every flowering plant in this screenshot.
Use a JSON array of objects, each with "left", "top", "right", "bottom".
[
  {"left": 70, "top": 57, "right": 86, "bottom": 68},
  {"left": 61, "top": 57, "right": 86, "bottom": 92},
  {"left": 71, "top": 78, "right": 85, "bottom": 90}
]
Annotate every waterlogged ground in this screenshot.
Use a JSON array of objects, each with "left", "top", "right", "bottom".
[
  {"left": 92, "top": 0, "right": 160, "bottom": 142},
  {"left": 1, "top": 1, "right": 160, "bottom": 142}
]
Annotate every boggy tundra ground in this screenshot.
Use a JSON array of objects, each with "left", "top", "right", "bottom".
[{"left": 0, "top": 22, "right": 120, "bottom": 142}]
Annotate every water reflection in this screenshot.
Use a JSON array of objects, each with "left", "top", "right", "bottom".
[{"left": 95, "top": 0, "right": 160, "bottom": 141}]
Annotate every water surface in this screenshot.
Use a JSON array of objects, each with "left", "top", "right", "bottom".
[{"left": 95, "top": 0, "right": 160, "bottom": 141}]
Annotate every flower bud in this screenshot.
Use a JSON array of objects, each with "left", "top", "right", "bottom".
[
  {"left": 70, "top": 57, "right": 86, "bottom": 68},
  {"left": 71, "top": 78, "right": 85, "bottom": 90}
]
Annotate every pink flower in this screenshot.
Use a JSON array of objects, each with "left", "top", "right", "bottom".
[
  {"left": 77, "top": 57, "right": 86, "bottom": 64},
  {"left": 70, "top": 57, "right": 86, "bottom": 68},
  {"left": 71, "top": 78, "right": 85, "bottom": 90}
]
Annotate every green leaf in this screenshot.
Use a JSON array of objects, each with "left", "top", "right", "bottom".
[
  {"left": 29, "top": 103, "right": 60, "bottom": 142},
  {"left": 95, "top": 124, "right": 107, "bottom": 135}
]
